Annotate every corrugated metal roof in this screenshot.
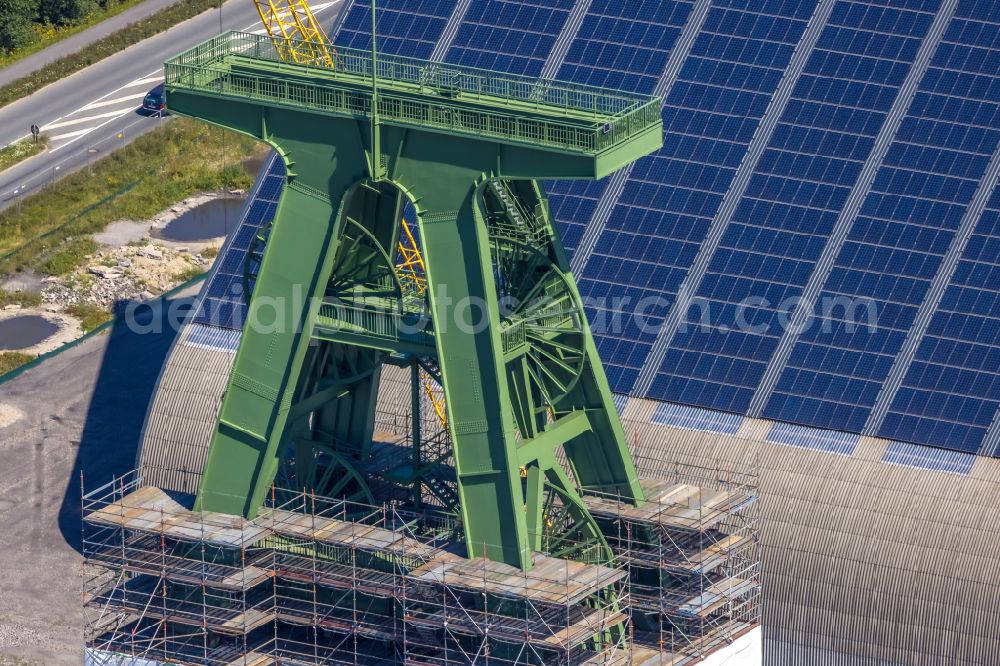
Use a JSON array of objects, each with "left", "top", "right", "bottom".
[{"left": 621, "top": 397, "right": 1000, "bottom": 666}]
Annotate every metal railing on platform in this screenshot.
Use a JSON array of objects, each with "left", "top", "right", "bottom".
[{"left": 165, "top": 31, "right": 662, "bottom": 156}]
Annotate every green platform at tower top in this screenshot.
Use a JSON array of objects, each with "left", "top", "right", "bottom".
[{"left": 165, "top": 31, "right": 662, "bottom": 169}]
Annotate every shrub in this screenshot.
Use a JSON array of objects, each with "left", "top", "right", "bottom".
[{"left": 66, "top": 302, "right": 110, "bottom": 332}]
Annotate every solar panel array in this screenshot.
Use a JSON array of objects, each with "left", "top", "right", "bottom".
[
  {"left": 199, "top": 0, "right": 1000, "bottom": 458},
  {"left": 337, "top": 0, "right": 459, "bottom": 58},
  {"left": 325, "top": 0, "right": 1000, "bottom": 458},
  {"left": 192, "top": 153, "right": 285, "bottom": 331}
]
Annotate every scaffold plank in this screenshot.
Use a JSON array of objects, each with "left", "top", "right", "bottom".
[
  {"left": 223, "top": 652, "right": 272, "bottom": 666},
  {"left": 675, "top": 577, "right": 756, "bottom": 618},
  {"left": 264, "top": 508, "right": 442, "bottom": 561},
  {"left": 85, "top": 533, "right": 272, "bottom": 590},
  {"left": 581, "top": 647, "right": 679, "bottom": 665},
  {"left": 409, "top": 552, "right": 625, "bottom": 605},
  {"left": 85, "top": 487, "right": 269, "bottom": 547},
  {"left": 545, "top": 607, "right": 628, "bottom": 648},
  {"left": 583, "top": 479, "right": 756, "bottom": 533}
]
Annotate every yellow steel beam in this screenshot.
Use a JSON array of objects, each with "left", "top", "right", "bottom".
[
  {"left": 253, "top": 0, "right": 336, "bottom": 68},
  {"left": 396, "top": 218, "right": 447, "bottom": 429}
]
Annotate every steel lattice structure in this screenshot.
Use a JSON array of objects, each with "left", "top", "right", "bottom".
[
  {"left": 83, "top": 25, "right": 761, "bottom": 666},
  {"left": 168, "top": 30, "right": 662, "bottom": 569}
]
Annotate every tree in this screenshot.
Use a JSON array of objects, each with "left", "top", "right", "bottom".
[
  {"left": 39, "top": 0, "right": 98, "bottom": 25},
  {"left": 0, "top": 0, "right": 37, "bottom": 54}
]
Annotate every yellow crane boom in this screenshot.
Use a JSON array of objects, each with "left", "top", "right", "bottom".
[
  {"left": 253, "top": 0, "right": 441, "bottom": 426},
  {"left": 396, "top": 219, "right": 448, "bottom": 429},
  {"left": 253, "top": 0, "right": 337, "bottom": 68}
]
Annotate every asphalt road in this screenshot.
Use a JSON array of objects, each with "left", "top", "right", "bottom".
[
  {"left": 0, "top": 0, "right": 180, "bottom": 88},
  {"left": 0, "top": 0, "right": 344, "bottom": 212}
]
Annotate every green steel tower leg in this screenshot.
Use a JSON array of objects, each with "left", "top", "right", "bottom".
[
  {"left": 398, "top": 151, "right": 533, "bottom": 567},
  {"left": 197, "top": 177, "right": 346, "bottom": 516},
  {"left": 165, "top": 31, "right": 663, "bottom": 567}
]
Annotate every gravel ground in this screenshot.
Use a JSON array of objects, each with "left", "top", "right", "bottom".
[{"left": 0, "top": 286, "right": 196, "bottom": 665}]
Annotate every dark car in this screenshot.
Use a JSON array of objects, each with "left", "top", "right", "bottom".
[{"left": 141, "top": 84, "right": 167, "bottom": 115}]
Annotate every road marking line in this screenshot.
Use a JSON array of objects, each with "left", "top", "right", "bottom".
[
  {"left": 81, "top": 92, "right": 148, "bottom": 112},
  {"left": 123, "top": 76, "right": 164, "bottom": 89},
  {"left": 50, "top": 110, "right": 161, "bottom": 154},
  {"left": 24, "top": 67, "right": 162, "bottom": 146},
  {"left": 48, "top": 128, "right": 98, "bottom": 142},
  {"left": 45, "top": 109, "right": 138, "bottom": 131},
  {"left": 7, "top": 0, "right": 343, "bottom": 152}
]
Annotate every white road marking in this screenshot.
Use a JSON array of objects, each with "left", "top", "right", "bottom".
[
  {"left": 8, "top": 0, "right": 344, "bottom": 153},
  {"left": 126, "top": 76, "right": 165, "bottom": 88},
  {"left": 49, "top": 112, "right": 156, "bottom": 153},
  {"left": 43, "top": 67, "right": 163, "bottom": 151},
  {"left": 45, "top": 108, "right": 139, "bottom": 131},
  {"left": 47, "top": 127, "right": 99, "bottom": 142},
  {"left": 81, "top": 92, "right": 147, "bottom": 112},
  {"left": 239, "top": 0, "right": 340, "bottom": 31}
]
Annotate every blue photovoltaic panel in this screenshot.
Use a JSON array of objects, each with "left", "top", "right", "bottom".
[
  {"left": 193, "top": 154, "right": 286, "bottom": 331},
  {"left": 763, "top": 2, "right": 1000, "bottom": 434},
  {"left": 555, "top": 0, "right": 692, "bottom": 92},
  {"left": 878, "top": 181, "right": 1000, "bottom": 453},
  {"left": 585, "top": 0, "right": 817, "bottom": 394},
  {"left": 651, "top": 402, "right": 743, "bottom": 435},
  {"left": 184, "top": 324, "right": 242, "bottom": 353},
  {"left": 766, "top": 421, "right": 859, "bottom": 456},
  {"left": 335, "top": 0, "right": 459, "bottom": 59},
  {"left": 325, "top": 0, "right": 1000, "bottom": 457},
  {"left": 443, "top": 0, "right": 575, "bottom": 77},
  {"left": 549, "top": 180, "right": 609, "bottom": 258},
  {"left": 548, "top": 0, "right": 696, "bottom": 260},
  {"left": 881, "top": 439, "right": 975, "bottom": 475},
  {"left": 648, "top": 0, "right": 940, "bottom": 417}
]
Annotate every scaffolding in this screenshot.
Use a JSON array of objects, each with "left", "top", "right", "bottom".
[{"left": 83, "top": 457, "right": 758, "bottom": 666}]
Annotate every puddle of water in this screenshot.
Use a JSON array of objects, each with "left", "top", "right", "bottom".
[
  {"left": 0, "top": 316, "right": 59, "bottom": 350},
  {"left": 153, "top": 198, "right": 244, "bottom": 242}
]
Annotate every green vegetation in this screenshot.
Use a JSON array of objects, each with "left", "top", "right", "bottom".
[
  {"left": 0, "top": 352, "right": 35, "bottom": 375},
  {"left": 0, "top": 289, "right": 43, "bottom": 308},
  {"left": 0, "top": 0, "right": 220, "bottom": 109},
  {"left": 175, "top": 264, "right": 205, "bottom": 282},
  {"left": 0, "top": 118, "right": 262, "bottom": 276},
  {"left": 0, "top": 0, "right": 143, "bottom": 62},
  {"left": 0, "top": 0, "right": 41, "bottom": 55},
  {"left": 200, "top": 245, "right": 219, "bottom": 258},
  {"left": 38, "top": 236, "right": 98, "bottom": 275},
  {"left": 0, "top": 136, "right": 48, "bottom": 173},
  {"left": 66, "top": 301, "right": 111, "bottom": 331}
]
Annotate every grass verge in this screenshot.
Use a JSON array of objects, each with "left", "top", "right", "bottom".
[
  {"left": 66, "top": 302, "right": 112, "bottom": 331},
  {"left": 175, "top": 265, "right": 205, "bottom": 282},
  {"left": 38, "top": 237, "right": 99, "bottom": 275},
  {"left": 0, "top": 352, "right": 35, "bottom": 375},
  {"left": 0, "top": 0, "right": 219, "bottom": 109},
  {"left": 0, "top": 117, "right": 262, "bottom": 277},
  {"left": 0, "top": 0, "right": 146, "bottom": 70},
  {"left": 0, "top": 136, "right": 48, "bottom": 173},
  {"left": 0, "top": 289, "right": 42, "bottom": 307}
]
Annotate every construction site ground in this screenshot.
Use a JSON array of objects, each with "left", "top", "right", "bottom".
[{"left": 0, "top": 285, "right": 199, "bottom": 665}]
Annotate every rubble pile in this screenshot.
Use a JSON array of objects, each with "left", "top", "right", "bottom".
[{"left": 41, "top": 242, "right": 211, "bottom": 311}]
